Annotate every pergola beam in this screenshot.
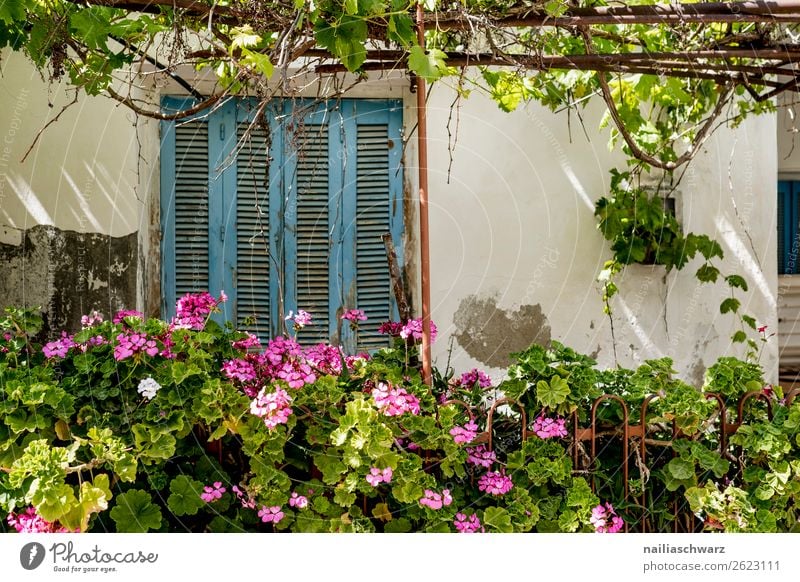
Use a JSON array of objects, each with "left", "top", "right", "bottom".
[
  {"left": 432, "top": 1, "right": 800, "bottom": 29},
  {"left": 313, "top": 51, "right": 800, "bottom": 95},
  {"left": 65, "top": 0, "right": 800, "bottom": 27}
]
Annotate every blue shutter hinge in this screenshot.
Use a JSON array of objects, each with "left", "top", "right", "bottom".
[
  {"left": 219, "top": 225, "right": 225, "bottom": 242},
  {"left": 220, "top": 122, "right": 225, "bottom": 141}
]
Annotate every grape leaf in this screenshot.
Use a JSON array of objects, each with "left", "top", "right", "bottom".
[
  {"left": 408, "top": 45, "right": 449, "bottom": 82},
  {"left": 720, "top": 298, "right": 740, "bottom": 314}
]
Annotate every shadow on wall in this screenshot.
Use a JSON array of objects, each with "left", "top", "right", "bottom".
[{"left": 0, "top": 225, "right": 137, "bottom": 337}]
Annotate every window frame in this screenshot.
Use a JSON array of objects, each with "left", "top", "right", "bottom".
[{"left": 159, "top": 96, "right": 406, "bottom": 348}]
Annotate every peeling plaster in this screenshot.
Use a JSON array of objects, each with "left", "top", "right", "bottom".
[
  {"left": 453, "top": 295, "right": 551, "bottom": 368},
  {"left": 0, "top": 225, "right": 137, "bottom": 336},
  {"left": 689, "top": 358, "right": 706, "bottom": 388}
]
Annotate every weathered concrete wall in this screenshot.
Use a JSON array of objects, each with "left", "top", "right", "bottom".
[
  {"left": 0, "top": 50, "right": 142, "bottom": 333},
  {"left": 423, "top": 88, "right": 779, "bottom": 384},
  {"left": 0, "top": 225, "right": 137, "bottom": 333},
  {"left": 0, "top": 49, "right": 780, "bottom": 383}
]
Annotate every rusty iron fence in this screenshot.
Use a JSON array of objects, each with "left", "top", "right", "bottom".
[{"left": 449, "top": 386, "right": 800, "bottom": 533}]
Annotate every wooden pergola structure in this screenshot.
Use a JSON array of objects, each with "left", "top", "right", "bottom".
[{"left": 56, "top": 1, "right": 800, "bottom": 381}]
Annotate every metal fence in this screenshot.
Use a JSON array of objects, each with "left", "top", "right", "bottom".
[{"left": 470, "top": 386, "right": 800, "bottom": 533}]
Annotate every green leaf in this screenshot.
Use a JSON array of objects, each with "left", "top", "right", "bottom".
[
  {"left": 132, "top": 424, "right": 176, "bottom": 463},
  {"left": 171, "top": 361, "right": 201, "bottom": 385},
  {"left": 483, "top": 506, "right": 513, "bottom": 533},
  {"left": 393, "top": 477, "right": 424, "bottom": 504},
  {"left": 536, "top": 376, "right": 570, "bottom": 409},
  {"left": 557, "top": 509, "right": 579, "bottom": 532},
  {"left": 313, "top": 453, "right": 347, "bottom": 484},
  {"left": 565, "top": 478, "right": 597, "bottom": 509},
  {"left": 371, "top": 502, "right": 392, "bottom": 522},
  {"left": 0, "top": 0, "right": 27, "bottom": 25},
  {"left": 35, "top": 483, "right": 78, "bottom": 524},
  {"left": 314, "top": 16, "right": 368, "bottom": 72},
  {"left": 666, "top": 457, "right": 694, "bottom": 480},
  {"left": 695, "top": 264, "right": 720, "bottom": 283},
  {"left": 358, "top": 0, "right": 385, "bottom": 16},
  {"left": 344, "top": 0, "right": 358, "bottom": 15},
  {"left": 408, "top": 45, "right": 449, "bottom": 82},
  {"left": 742, "top": 315, "right": 757, "bottom": 330},
  {"left": 732, "top": 330, "right": 747, "bottom": 343},
  {"left": 720, "top": 298, "right": 741, "bottom": 315},
  {"left": 70, "top": 9, "right": 111, "bottom": 51},
  {"left": 62, "top": 474, "right": 113, "bottom": 532},
  {"left": 693, "top": 235, "right": 723, "bottom": 261},
  {"left": 384, "top": 517, "right": 412, "bottom": 532},
  {"left": 230, "top": 25, "right": 261, "bottom": 49},
  {"left": 167, "top": 476, "right": 206, "bottom": 517},
  {"left": 684, "top": 486, "right": 707, "bottom": 513},
  {"left": 241, "top": 49, "right": 273, "bottom": 78},
  {"left": 544, "top": 0, "right": 568, "bottom": 17},
  {"left": 333, "top": 485, "right": 356, "bottom": 507},
  {"left": 113, "top": 454, "right": 138, "bottom": 483},
  {"left": 387, "top": 14, "right": 414, "bottom": 47},
  {"left": 725, "top": 275, "right": 748, "bottom": 291},
  {"left": 481, "top": 69, "right": 537, "bottom": 112},
  {"left": 754, "top": 484, "right": 775, "bottom": 501},
  {"left": 110, "top": 489, "right": 163, "bottom": 532}
]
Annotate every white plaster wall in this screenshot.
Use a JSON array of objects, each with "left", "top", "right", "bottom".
[
  {"left": 0, "top": 49, "right": 779, "bottom": 383},
  {"left": 0, "top": 50, "right": 141, "bottom": 240},
  {"left": 423, "top": 86, "right": 779, "bottom": 385}
]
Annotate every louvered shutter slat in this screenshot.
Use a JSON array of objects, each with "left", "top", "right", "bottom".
[
  {"left": 296, "top": 126, "right": 331, "bottom": 344},
  {"left": 235, "top": 124, "right": 272, "bottom": 341},
  {"left": 356, "top": 125, "right": 392, "bottom": 350},
  {"left": 173, "top": 123, "right": 210, "bottom": 300}
]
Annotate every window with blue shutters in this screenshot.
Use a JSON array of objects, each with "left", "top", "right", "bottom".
[
  {"left": 779, "top": 180, "right": 800, "bottom": 275},
  {"left": 160, "top": 97, "right": 405, "bottom": 351}
]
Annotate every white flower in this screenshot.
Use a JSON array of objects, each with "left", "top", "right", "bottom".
[{"left": 137, "top": 377, "right": 161, "bottom": 401}]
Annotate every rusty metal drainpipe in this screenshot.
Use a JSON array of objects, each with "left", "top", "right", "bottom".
[{"left": 416, "top": 2, "right": 433, "bottom": 386}]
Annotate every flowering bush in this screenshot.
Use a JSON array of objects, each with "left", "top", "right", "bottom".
[{"left": 0, "top": 298, "right": 797, "bottom": 533}]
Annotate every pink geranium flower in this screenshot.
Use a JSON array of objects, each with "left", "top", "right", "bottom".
[
  {"left": 450, "top": 420, "right": 478, "bottom": 444},
  {"left": 366, "top": 467, "right": 393, "bottom": 487},
  {"left": 258, "top": 505, "right": 284, "bottom": 524},
  {"left": 590, "top": 502, "right": 624, "bottom": 533},
  {"left": 341, "top": 309, "right": 367, "bottom": 323},
  {"left": 250, "top": 387, "right": 293, "bottom": 429},
  {"left": 477, "top": 470, "right": 513, "bottom": 496},
  {"left": 372, "top": 383, "right": 420, "bottom": 416},
  {"left": 200, "top": 482, "right": 226, "bottom": 503}
]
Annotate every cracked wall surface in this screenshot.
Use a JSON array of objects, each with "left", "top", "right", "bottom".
[
  {"left": 0, "top": 50, "right": 780, "bottom": 384},
  {"left": 425, "top": 87, "right": 778, "bottom": 384},
  {"left": 0, "top": 225, "right": 137, "bottom": 335}
]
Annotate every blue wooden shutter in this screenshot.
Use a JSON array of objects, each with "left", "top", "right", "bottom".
[
  {"left": 162, "top": 98, "right": 403, "bottom": 347},
  {"left": 354, "top": 123, "right": 394, "bottom": 349},
  {"left": 161, "top": 111, "right": 210, "bottom": 317},
  {"left": 234, "top": 121, "right": 272, "bottom": 340},
  {"left": 341, "top": 100, "right": 404, "bottom": 351},
  {"left": 779, "top": 181, "right": 790, "bottom": 274},
  {"left": 779, "top": 180, "right": 800, "bottom": 275}
]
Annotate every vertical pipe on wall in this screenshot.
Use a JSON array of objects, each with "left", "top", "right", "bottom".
[{"left": 416, "top": 2, "right": 433, "bottom": 386}]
